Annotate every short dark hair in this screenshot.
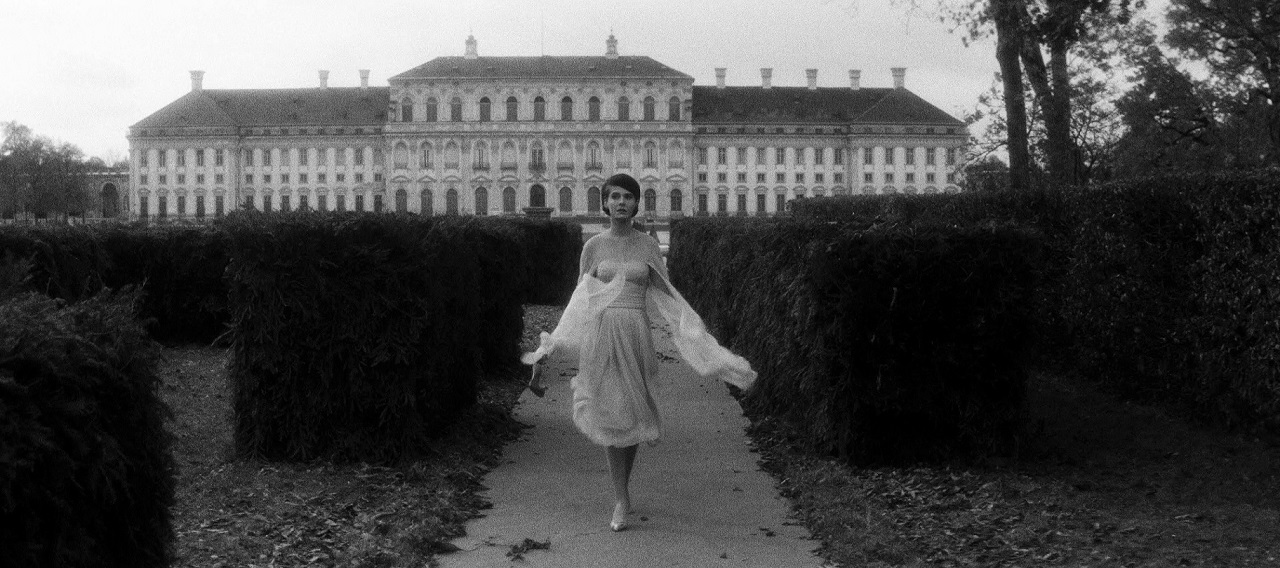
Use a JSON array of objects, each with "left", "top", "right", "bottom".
[{"left": 601, "top": 173, "right": 641, "bottom": 215}]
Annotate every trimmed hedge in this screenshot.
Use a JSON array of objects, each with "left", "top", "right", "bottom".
[
  {"left": 0, "top": 225, "right": 110, "bottom": 303},
  {"left": 0, "top": 224, "right": 231, "bottom": 344},
  {"left": 96, "top": 225, "right": 231, "bottom": 344},
  {"left": 670, "top": 217, "right": 1042, "bottom": 464},
  {"left": 510, "top": 218, "right": 584, "bottom": 305},
  {"left": 790, "top": 170, "right": 1280, "bottom": 435},
  {"left": 0, "top": 289, "right": 174, "bottom": 568},
  {"left": 224, "top": 212, "right": 545, "bottom": 462}
]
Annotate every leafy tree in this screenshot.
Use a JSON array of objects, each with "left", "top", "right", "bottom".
[
  {"left": 1165, "top": 0, "right": 1280, "bottom": 166},
  {"left": 0, "top": 122, "right": 91, "bottom": 219},
  {"left": 962, "top": 155, "right": 1011, "bottom": 191},
  {"left": 929, "top": 0, "right": 1137, "bottom": 188},
  {"left": 1112, "top": 30, "right": 1223, "bottom": 177}
]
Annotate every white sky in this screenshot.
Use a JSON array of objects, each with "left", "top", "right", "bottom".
[{"left": 0, "top": 0, "right": 1159, "bottom": 162}]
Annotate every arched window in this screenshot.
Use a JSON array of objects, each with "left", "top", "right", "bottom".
[
  {"left": 420, "top": 189, "right": 433, "bottom": 215},
  {"left": 668, "top": 96, "right": 680, "bottom": 121},
  {"left": 529, "top": 142, "right": 545, "bottom": 170},
  {"left": 643, "top": 96, "right": 655, "bottom": 121},
  {"left": 643, "top": 141, "right": 657, "bottom": 168},
  {"left": 473, "top": 141, "right": 488, "bottom": 169},
  {"left": 425, "top": 97, "right": 438, "bottom": 122},
  {"left": 530, "top": 184, "right": 546, "bottom": 208},
  {"left": 401, "top": 98, "right": 414, "bottom": 122},
  {"left": 587, "top": 141, "right": 601, "bottom": 169},
  {"left": 588, "top": 96, "right": 601, "bottom": 121},
  {"left": 506, "top": 96, "right": 518, "bottom": 121},
  {"left": 395, "top": 188, "right": 408, "bottom": 212},
  {"left": 101, "top": 183, "right": 119, "bottom": 218},
  {"left": 556, "top": 140, "right": 573, "bottom": 168},
  {"left": 450, "top": 97, "right": 463, "bottom": 121},
  {"left": 446, "top": 188, "right": 459, "bottom": 214},
  {"left": 503, "top": 186, "right": 517, "bottom": 212},
  {"left": 501, "top": 141, "right": 517, "bottom": 168},
  {"left": 644, "top": 189, "right": 656, "bottom": 212},
  {"left": 669, "top": 140, "right": 685, "bottom": 168},
  {"left": 559, "top": 186, "right": 573, "bottom": 212},
  {"left": 419, "top": 143, "right": 432, "bottom": 168},
  {"left": 617, "top": 96, "right": 630, "bottom": 121},
  {"left": 670, "top": 189, "right": 683, "bottom": 212},
  {"left": 475, "top": 187, "right": 488, "bottom": 215},
  {"left": 533, "top": 96, "right": 546, "bottom": 121},
  {"left": 479, "top": 97, "right": 491, "bottom": 122},
  {"left": 615, "top": 141, "right": 631, "bottom": 168},
  {"left": 588, "top": 186, "right": 601, "bottom": 214},
  {"left": 393, "top": 142, "right": 409, "bottom": 169},
  {"left": 560, "top": 96, "right": 573, "bottom": 121},
  {"left": 444, "top": 141, "right": 460, "bottom": 169}
]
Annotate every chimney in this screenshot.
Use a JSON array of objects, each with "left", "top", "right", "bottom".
[
  {"left": 359, "top": 69, "right": 370, "bottom": 88},
  {"left": 761, "top": 68, "right": 772, "bottom": 89},
  {"left": 849, "top": 69, "right": 861, "bottom": 90},
  {"left": 605, "top": 34, "right": 619, "bottom": 59},
  {"left": 318, "top": 70, "right": 329, "bottom": 89},
  {"left": 715, "top": 67, "right": 726, "bottom": 89},
  {"left": 190, "top": 70, "right": 204, "bottom": 92},
  {"left": 465, "top": 34, "right": 478, "bottom": 59},
  {"left": 892, "top": 67, "right": 906, "bottom": 89},
  {"left": 806, "top": 68, "right": 818, "bottom": 90}
]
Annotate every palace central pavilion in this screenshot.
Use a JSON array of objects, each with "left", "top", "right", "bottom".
[{"left": 126, "top": 35, "right": 966, "bottom": 221}]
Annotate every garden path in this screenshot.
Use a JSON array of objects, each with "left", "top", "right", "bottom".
[{"left": 437, "top": 312, "right": 823, "bottom": 567}]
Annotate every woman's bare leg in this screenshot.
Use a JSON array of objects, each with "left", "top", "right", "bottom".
[{"left": 607, "top": 445, "right": 639, "bottom": 529}]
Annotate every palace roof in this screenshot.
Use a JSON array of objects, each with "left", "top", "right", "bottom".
[
  {"left": 690, "top": 86, "right": 963, "bottom": 126},
  {"left": 132, "top": 88, "right": 391, "bottom": 129},
  {"left": 390, "top": 56, "right": 694, "bottom": 81}
]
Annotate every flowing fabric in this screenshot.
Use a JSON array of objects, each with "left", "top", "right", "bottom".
[{"left": 522, "top": 231, "right": 757, "bottom": 447}]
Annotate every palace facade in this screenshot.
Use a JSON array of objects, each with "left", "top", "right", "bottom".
[{"left": 126, "top": 35, "right": 966, "bottom": 221}]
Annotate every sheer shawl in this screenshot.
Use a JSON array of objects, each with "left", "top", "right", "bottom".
[{"left": 522, "top": 232, "right": 757, "bottom": 390}]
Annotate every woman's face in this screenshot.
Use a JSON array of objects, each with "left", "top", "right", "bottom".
[{"left": 605, "top": 185, "right": 638, "bottom": 219}]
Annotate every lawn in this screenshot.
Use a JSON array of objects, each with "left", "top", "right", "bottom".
[
  {"left": 747, "top": 369, "right": 1280, "bottom": 567},
  {"left": 160, "top": 305, "right": 562, "bottom": 568},
  {"left": 162, "top": 304, "right": 1280, "bottom": 567}
]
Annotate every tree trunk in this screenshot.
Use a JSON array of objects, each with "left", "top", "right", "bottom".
[
  {"left": 1048, "top": 37, "right": 1077, "bottom": 185},
  {"left": 992, "top": 0, "right": 1030, "bottom": 190}
]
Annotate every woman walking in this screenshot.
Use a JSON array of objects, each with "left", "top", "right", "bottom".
[{"left": 523, "top": 173, "right": 756, "bottom": 532}]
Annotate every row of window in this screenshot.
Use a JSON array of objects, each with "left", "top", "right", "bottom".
[
  {"left": 138, "top": 172, "right": 385, "bottom": 186},
  {"left": 698, "top": 146, "right": 958, "bottom": 167},
  {"left": 695, "top": 171, "right": 957, "bottom": 185},
  {"left": 398, "top": 95, "right": 682, "bottom": 123},
  {"left": 132, "top": 186, "right": 952, "bottom": 221},
  {"left": 139, "top": 143, "right": 962, "bottom": 172},
  {"left": 137, "top": 147, "right": 383, "bottom": 169}
]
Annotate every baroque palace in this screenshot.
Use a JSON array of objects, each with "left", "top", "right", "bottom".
[{"left": 125, "top": 35, "right": 966, "bottom": 221}]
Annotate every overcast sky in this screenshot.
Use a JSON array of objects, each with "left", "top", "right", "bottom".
[{"left": 0, "top": 0, "right": 1161, "bottom": 162}]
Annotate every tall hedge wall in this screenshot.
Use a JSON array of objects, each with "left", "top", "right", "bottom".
[
  {"left": 0, "top": 224, "right": 230, "bottom": 344},
  {"left": 224, "top": 212, "right": 550, "bottom": 462},
  {"left": 790, "top": 170, "right": 1280, "bottom": 435},
  {"left": 0, "top": 289, "right": 174, "bottom": 568},
  {"left": 670, "top": 217, "right": 1043, "bottom": 463}
]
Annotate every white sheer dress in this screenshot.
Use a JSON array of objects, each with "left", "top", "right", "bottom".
[{"left": 523, "top": 231, "right": 756, "bottom": 447}]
